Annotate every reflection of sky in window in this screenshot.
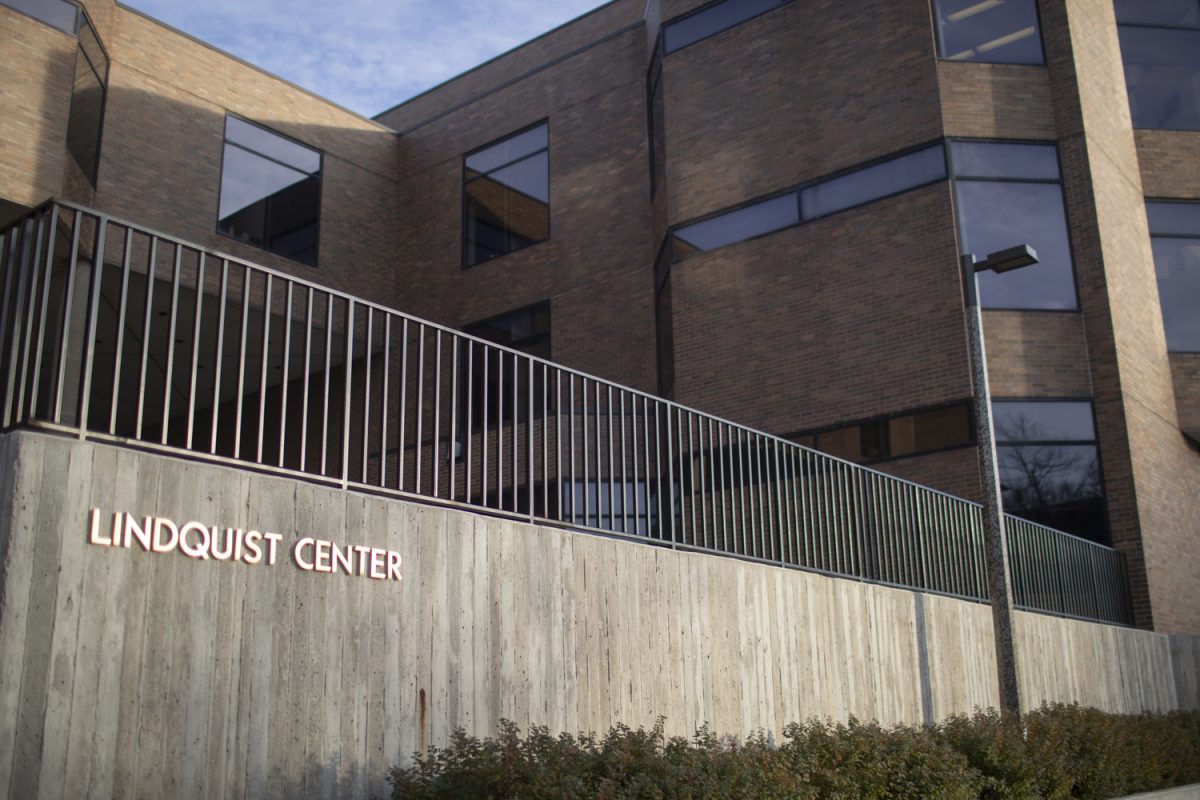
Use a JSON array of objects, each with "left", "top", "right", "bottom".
[
  {"left": 1118, "top": 27, "right": 1200, "bottom": 130},
  {"left": 673, "top": 195, "right": 798, "bottom": 253},
  {"left": 225, "top": 117, "right": 320, "bottom": 173},
  {"left": 957, "top": 181, "right": 1077, "bottom": 309},
  {"left": 801, "top": 145, "right": 945, "bottom": 218},
  {"left": 1115, "top": 0, "right": 1200, "bottom": 27},
  {"left": 4, "top": 0, "right": 78, "bottom": 33},
  {"left": 993, "top": 401, "right": 1095, "bottom": 442},
  {"left": 663, "top": 0, "right": 783, "bottom": 53},
  {"left": 466, "top": 125, "right": 548, "bottom": 174},
  {"left": 950, "top": 141, "right": 1058, "bottom": 180},
  {"left": 937, "top": 0, "right": 1044, "bottom": 64},
  {"left": 1151, "top": 238, "right": 1200, "bottom": 351},
  {"left": 219, "top": 144, "right": 310, "bottom": 220},
  {"left": 488, "top": 153, "right": 549, "bottom": 203},
  {"left": 1147, "top": 201, "right": 1200, "bottom": 236}
]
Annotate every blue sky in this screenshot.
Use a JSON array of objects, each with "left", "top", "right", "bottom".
[{"left": 121, "top": 0, "right": 613, "bottom": 118}]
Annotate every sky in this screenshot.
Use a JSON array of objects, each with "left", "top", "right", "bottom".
[{"left": 121, "top": 0, "right": 613, "bottom": 118}]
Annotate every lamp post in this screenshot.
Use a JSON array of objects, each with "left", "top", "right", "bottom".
[{"left": 961, "top": 243, "right": 1038, "bottom": 717}]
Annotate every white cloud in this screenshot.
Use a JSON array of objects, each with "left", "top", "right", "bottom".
[{"left": 121, "top": 0, "right": 615, "bottom": 117}]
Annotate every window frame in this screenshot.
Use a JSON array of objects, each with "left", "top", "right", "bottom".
[
  {"left": 1145, "top": 196, "right": 1200, "bottom": 353},
  {"left": 64, "top": 7, "right": 108, "bottom": 188},
  {"left": 931, "top": 0, "right": 1047, "bottom": 66},
  {"left": 659, "top": 0, "right": 794, "bottom": 55},
  {"left": 461, "top": 119, "right": 551, "bottom": 270},
  {"left": 784, "top": 400, "right": 977, "bottom": 466},
  {"left": 948, "top": 137, "right": 1083, "bottom": 312},
  {"left": 992, "top": 396, "right": 1110, "bottom": 544},
  {"left": 215, "top": 113, "right": 324, "bottom": 267}
]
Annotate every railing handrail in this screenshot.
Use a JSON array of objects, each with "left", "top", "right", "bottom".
[{"left": 0, "top": 200, "right": 1134, "bottom": 626}]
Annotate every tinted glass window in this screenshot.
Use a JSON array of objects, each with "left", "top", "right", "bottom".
[
  {"left": 1115, "top": 0, "right": 1200, "bottom": 27},
  {"left": 1118, "top": 26, "right": 1200, "bottom": 130},
  {"left": 65, "top": 14, "right": 106, "bottom": 187},
  {"left": 954, "top": 180, "right": 1077, "bottom": 309},
  {"left": 673, "top": 194, "right": 798, "bottom": 257},
  {"left": 1147, "top": 201, "right": 1200, "bottom": 352},
  {"left": 993, "top": 401, "right": 1096, "bottom": 441},
  {"left": 993, "top": 400, "right": 1106, "bottom": 542},
  {"left": 803, "top": 403, "right": 973, "bottom": 463},
  {"left": 562, "top": 480, "right": 659, "bottom": 535},
  {"left": 949, "top": 141, "right": 1060, "bottom": 180},
  {"left": 1, "top": 0, "right": 77, "bottom": 34},
  {"left": 663, "top": 0, "right": 787, "bottom": 54},
  {"left": 463, "top": 303, "right": 551, "bottom": 425},
  {"left": 217, "top": 117, "right": 321, "bottom": 266},
  {"left": 800, "top": 145, "right": 946, "bottom": 219},
  {"left": 934, "top": 0, "right": 1045, "bottom": 65},
  {"left": 464, "top": 123, "right": 550, "bottom": 267}
]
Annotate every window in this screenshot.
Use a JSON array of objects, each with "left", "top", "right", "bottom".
[
  {"left": 993, "top": 400, "right": 1108, "bottom": 543},
  {"left": 647, "top": 45, "right": 666, "bottom": 198},
  {"left": 463, "top": 123, "right": 549, "bottom": 267},
  {"left": 562, "top": 480, "right": 660, "bottom": 535},
  {"left": 796, "top": 403, "right": 974, "bottom": 464},
  {"left": 2, "top": 0, "right": 78, "bottom": 33},
  {"left": 1116, "top": 2, "right": 1200, "bottom": 130},
  {"left": 670, "top": 143, "right": 947, "bottom": 261},
  {"left": 933, "top": 0, "right": 1045, "bottom": 64},
  {"left": 662, "top": 0, "right": 790, "bottom": 54},
  {"left": 217, "top": 116, "right": 321, "bottom": 266},
  {"left": 951, "top": 141, "right": 1078, "bottom": 310},
  {"left": 462, "top": 302, "right": 551, "bottom": 425},
  {"left": 1146, "top": 200, "right": 1200, "bottom": 351},
  {"left": 65, "top": 13, "right": 107, "bottom": 187}
]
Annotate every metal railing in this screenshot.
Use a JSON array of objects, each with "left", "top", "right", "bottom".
[{"left": 0, "top": 201, "right": 1135, "bottom": 625}]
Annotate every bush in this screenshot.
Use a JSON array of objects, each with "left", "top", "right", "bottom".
[{"left": 389, "top": 705, "right": 1200, "bottom": 800}]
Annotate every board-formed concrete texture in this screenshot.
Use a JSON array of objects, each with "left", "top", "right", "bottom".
[{"left": 0, "top": 430, "right": 1196, "bottom": 799}]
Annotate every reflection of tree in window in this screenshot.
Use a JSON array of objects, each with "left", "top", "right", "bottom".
[
  {"left": 993, "top": 400, "right": 1108, "bottom": 544},
  {"left": 217, "top": 117, "right": 322, "bottom": 266},
  {"left": 464, "top": 123, "right": 549, "bottom": 267}
]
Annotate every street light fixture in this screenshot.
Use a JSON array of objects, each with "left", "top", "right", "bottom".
[{"left": 961, "top": 243, "right": 1038, "bottom": 717}]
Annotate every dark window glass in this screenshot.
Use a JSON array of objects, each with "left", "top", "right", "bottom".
[
  {"left": 994, "top": 400, "right": 1106, "bottom": 542},
  {"left": 562, "top": 480, "right": 660, "bottom": 535},
  {"left": 65, "top": 14, "right": 106, "bottom": 187},
  {"left": 673, "top": 194, "right": 798, "bottom": 258},
  {"left": 933, "top": 0, "right": 1045, "bottom": 65},
  {"left": 647, "top": 47, "right": 666, "bottom": 197},
  {"left": 1118, "top": 26, "right": 1200, "bottom": 130},
  {"left": 949, "top": 141, "right": 1060, "bottom": 180},
  {"left": 1115, "top": 0, "right": 1200, "bottom": 28},
  {"left": 800, "top": 145, "right": 946, "bottom": 219},
  {"left": 1, "top": 0, "right": 78, "bottom": 34},
  {"left": 464, "top": 123, "right": 550, "bottom": 267},
  {"left": 217, "top": 117, "right": 321, "bottom": 266},
  {"left": 662, "top": 0, "right": 787, "bottom": 54},
  {"left": 1147, "top": 201, "right": 1200, "bottom": 351},
  {"left": 954, "top": 178, "right": 1077, "bottom": 309},
  {"left": 462, "top": 302, "right": 551, "bottom": 425},
  {"left": 803, "top": 403, "right": 973, "bottom": 463}
]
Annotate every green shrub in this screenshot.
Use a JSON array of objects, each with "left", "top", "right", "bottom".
[{"left": 388, "top": 706, "right": 1200, "bottom": 800}]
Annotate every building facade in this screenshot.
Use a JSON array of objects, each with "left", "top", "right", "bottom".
[{"left": 0, "top": 0, "right": 1197, "bottom": 639}]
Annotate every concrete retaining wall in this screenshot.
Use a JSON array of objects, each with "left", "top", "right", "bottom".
[{"left": 0, "top": 430, "right": 1196, "bottom": 799}]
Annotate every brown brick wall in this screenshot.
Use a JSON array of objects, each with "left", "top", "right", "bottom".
[
  {"left": 375, "top": 0, "right": 644, "bottom": 133},
  {"left": 1136, "top": 130, "right": 1200, "bottom": 199},
  {"left": 663, "top": 0, "right": 944, "bottom": 225},
  {"left": 0, "top": 7, "right": 76, "bottom": 208},
  {"left": 387, "top": 26, "right": 657, "bottom": 392},
  {"left": 1042, "top": 0, "right": 1200, "bottom": 633},
  {"left": 982, "top": 311, "right": 1092, "bottom": 398},
  {"left": 1172, "top": 354, "right": 1200, "bottom": 435},
  {"left": 938, "top": 62, "right": 1057, "bottom": 140},
  {"left": 87, "top": 6, "right": 403, "bottom": 300},
  {"left": 670, "top": 183, "right": 970, "bottom": 436}
]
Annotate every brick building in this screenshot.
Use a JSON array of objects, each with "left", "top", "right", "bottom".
[{"left": 1, "top": 0, "right": 1197, "bottom": 635}]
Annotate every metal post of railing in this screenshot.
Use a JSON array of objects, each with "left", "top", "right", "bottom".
[
  {"left": 29, "top": 206, "right": 61, "bottom": 421},
  {"left": 341, "top": 300, "right": 355, "bottom": 489},
  {"left": 105, "top": 225, "right": 132, "bottom": 435},
  {"left": 15, "top": 210, "right": 48, "bottom": 425},
  {"left": 76, "top": 215, "right": 108, "bottom": 437}
]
